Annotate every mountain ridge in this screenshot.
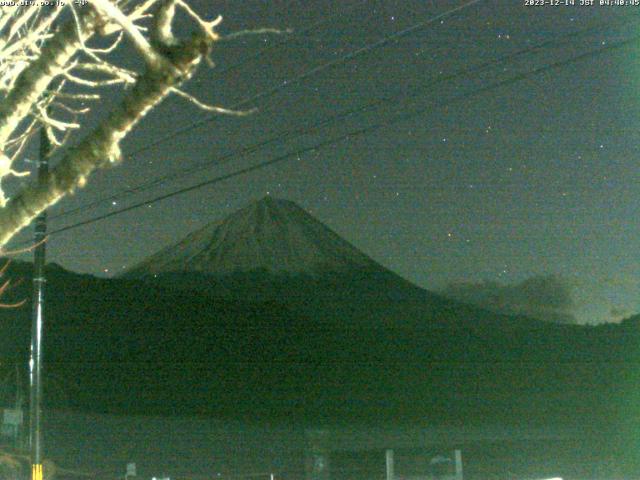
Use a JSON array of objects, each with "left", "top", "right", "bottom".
[{"left": 0, "top": 258, "right": 637, "bottom": 429}]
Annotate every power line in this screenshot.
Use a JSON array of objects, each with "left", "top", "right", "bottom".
[
  {"left": 124, "top": 0, "right": 485, "bottom": 158},
  {"left": 43, "top": 3, "right": 377, "bottom": 223},
  {"left": 43, "top": 34, "right": 640, "bottom": 240},
  {"left": 49, "top": 14, "right": 638, "bottom": 223},
  {"left": 49, "top": 0, "right": 486, "bottom": 222}
]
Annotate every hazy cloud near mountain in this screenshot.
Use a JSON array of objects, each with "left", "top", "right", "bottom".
[
  {"left": 440, "top": 275, "right": 578, "bottom": 324},
  {"left": 609, "top": 306, "right": 631, "bottom": 322}
]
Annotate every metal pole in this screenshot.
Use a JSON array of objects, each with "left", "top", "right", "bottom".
[
  {"left": 385, "top": 449, "right": 394, "bottom": 480},
  {"left": 15, "top": 363, "right": 24, "bottom": 448},
  {"left": 454, "top": 449, "right": 463, "bottom": 480},
  {"left": 29, "top": 124, "right": 49, "bottom": 480}
]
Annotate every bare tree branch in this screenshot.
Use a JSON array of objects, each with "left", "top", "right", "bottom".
[
  {"left": 0, "top": 0, "right": 255, "bottom": 248},
  {"left": 89, "top": 0, "right": 165, "bottom": 68},
  {"left": 170, "top": 87, "right": 255, "bottom": 116},
  {"left": 0, "top": 7, "right": 101, "bottom": 148},
  {"left": 0, "top": 31, "right": 212, "bottom": 246}
]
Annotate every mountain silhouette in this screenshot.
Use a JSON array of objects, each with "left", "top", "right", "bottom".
[
  {"left": 0, "top": 200, "right": 636, "bottom": 437},
  {"left": 125, "top": 196, "right": 382, "bottom": 277}
]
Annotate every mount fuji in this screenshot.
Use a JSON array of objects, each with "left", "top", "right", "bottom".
[
  {"left": 123, "top": 196, "right": 451, "bottom": 319},
  {"left": 125, "top": 196, "right": 387, "bottom": 277}
]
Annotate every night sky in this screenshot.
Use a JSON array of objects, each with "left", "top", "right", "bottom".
[{"left": 7, "top": 0, "right": 640, "bottom": 324}]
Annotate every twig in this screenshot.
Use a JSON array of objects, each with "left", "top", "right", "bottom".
[
  {"left": 170, "top": 88, "right": 256, "bottom": 116},
  {"left": 220, "top": 27, "right": 292, "bottom": 41}
]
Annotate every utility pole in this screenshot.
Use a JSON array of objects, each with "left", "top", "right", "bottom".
[
  {"left": 15, "top": 363, "right": 24, "bottom": 449},
  {"left": 29, "top": 124, "right": 49, "bottom": 480}
]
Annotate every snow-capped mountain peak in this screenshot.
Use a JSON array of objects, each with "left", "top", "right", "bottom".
[{"left": 125, "top": 197, "right": 382, "bottom": 277}]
